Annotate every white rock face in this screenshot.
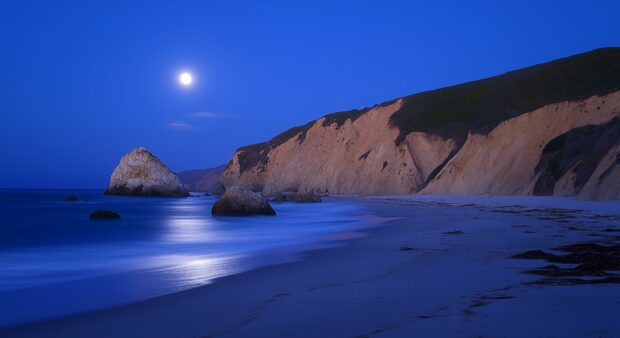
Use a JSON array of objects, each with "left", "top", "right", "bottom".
[{"left": 105, "top": 147, "right": 189, "bottom": 197}]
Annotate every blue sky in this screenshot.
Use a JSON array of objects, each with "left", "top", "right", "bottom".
[{"left": 1, "top": 0, "right": 619, "bottom": 188}]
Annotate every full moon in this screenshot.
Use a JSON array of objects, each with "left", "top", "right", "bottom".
[{"left": 179, "top": 72, "right": 193, "bottom": 86}]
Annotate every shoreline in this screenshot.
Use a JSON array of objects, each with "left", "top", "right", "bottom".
[
  {"left": 0, "top": 192, "right": 375, "bottom": 329},
  {"left": 2, "top": 195, "right": 619, "bottom": 338}
]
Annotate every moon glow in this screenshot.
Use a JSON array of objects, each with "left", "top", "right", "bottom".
[{"left": 179, "top": 72, "right": 193, "bottom": 86}]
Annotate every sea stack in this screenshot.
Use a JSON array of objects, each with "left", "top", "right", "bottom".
[{"left": 105, "top": 147, "right": 189, "bottom": 197}]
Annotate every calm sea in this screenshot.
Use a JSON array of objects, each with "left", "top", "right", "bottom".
[{"left": 0, "top": 189, "right": 376, "bottom": 328}]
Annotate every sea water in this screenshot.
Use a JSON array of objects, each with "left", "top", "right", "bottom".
[{"left": 0, "top": 189, "right": 375, "bottom": 328}]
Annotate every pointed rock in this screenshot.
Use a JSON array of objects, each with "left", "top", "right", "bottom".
[{"left": 105, "top": 147, "right": 189, "bottom": 197}]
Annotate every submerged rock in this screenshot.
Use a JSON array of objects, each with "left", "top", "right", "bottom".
[
  {"left": 212, "top": 186, "right": 276, "bottom": 216},
  {"left": 442, "top": 230, "right": 464, "bottom": 235},
  {"left": 89, "top": 210, "right": 121, "bottom": 220},
  {"left": 105, "top": 147, "right": 189, "bottom": 197},
  {"left": 64, "top": 195, "right": 79, "bottom": 202}
]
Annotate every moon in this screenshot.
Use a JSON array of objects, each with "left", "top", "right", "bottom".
[{"left": 179, "top": 72, "right": 193, "bottom": 86}]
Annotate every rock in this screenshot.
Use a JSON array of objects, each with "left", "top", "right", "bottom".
[
  {"left": 105, "top": 147, "right": 189, "bottom": 197},
  {"left": 272, "top": 191, "right": 296, "bottom": 202},
  {"left": 212, "top": 186, "right": 276, "bottom": 216},
  {"left": 89, "top": 210, "right": 121, "bottom": 220},
  {"left": 272, "top": 190, "right": 322, "bottom": 203},
  {"left": 293, "top": 190, "right": 322, "bottom": 203},
  {"left": 511, "top": 243, "right": 620, "bottom": 284},
  {"left": 64, "top": 195, "right": 79, "bottom": 202}
]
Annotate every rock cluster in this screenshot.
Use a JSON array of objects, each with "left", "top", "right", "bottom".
[{"left": 273, "top": 190, "right": 322, "bottom": 203}]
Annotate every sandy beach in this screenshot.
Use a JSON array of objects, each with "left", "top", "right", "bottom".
[{"left": 2, "top": 195, "right": 619, "bottom": 338}]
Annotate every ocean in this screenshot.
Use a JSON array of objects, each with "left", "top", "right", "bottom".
[{"left": 0, "top": 189, "right": 376, "bottom": 328}]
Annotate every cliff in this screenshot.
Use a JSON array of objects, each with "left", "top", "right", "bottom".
[
  {"left": 105, "top": 147, "right": 189, "bottom": 197},
  {"left": 221, "top": 48, "right": 620, "bottom": 200},
  {"left": 178, "top": 165, "right": 226, "bottom": 194}
]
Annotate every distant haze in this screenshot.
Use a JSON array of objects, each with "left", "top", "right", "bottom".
[{"left": 1, "top": 1, "right": 619, "bottom": 188}]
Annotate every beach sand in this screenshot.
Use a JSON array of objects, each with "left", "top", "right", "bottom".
[{"left": 2, "top": 196, "right": 619, "bottom": 338}]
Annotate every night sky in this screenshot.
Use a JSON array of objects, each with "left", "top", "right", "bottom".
[{"left": 1, "top": 0, "right": 619, "bottom": 188}]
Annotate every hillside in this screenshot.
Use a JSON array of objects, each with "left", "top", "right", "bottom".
[
  {"left": 178, "top": 165, "right": 225, "bottom": 194},
  {"left": 221, "top": 48, "right": 620, "bottom": 200}
]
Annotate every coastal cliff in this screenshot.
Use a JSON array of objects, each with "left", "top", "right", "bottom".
[
  {"left": 221, "top": 48, "right": 620, "bottom": 200},
  {"left": 178, "top": 165, "right": 225, "bottom": 194},
  {"left": 105, "top": 147, "right": 189, "bottom": 197}
]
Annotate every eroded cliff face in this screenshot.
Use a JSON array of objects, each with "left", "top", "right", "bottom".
[
  {"left": 221, "top": 48, "right": 620, "bottom": 200},
  {"left": 221, "top": 101, "right": 458, "bottom": 195},
  {"left": 222, "top": 92, "right": 620, "bottom": 199},
  {"left": 423, "top": 92, "right": 620, "bottom": 196},
  {"left": 579, "top": 142, "right": 620, "bottom": 200}
]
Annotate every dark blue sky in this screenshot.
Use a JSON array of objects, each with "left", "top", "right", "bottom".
[{"left": 1, "top": 0, "right": 619, "bottom": 188}]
